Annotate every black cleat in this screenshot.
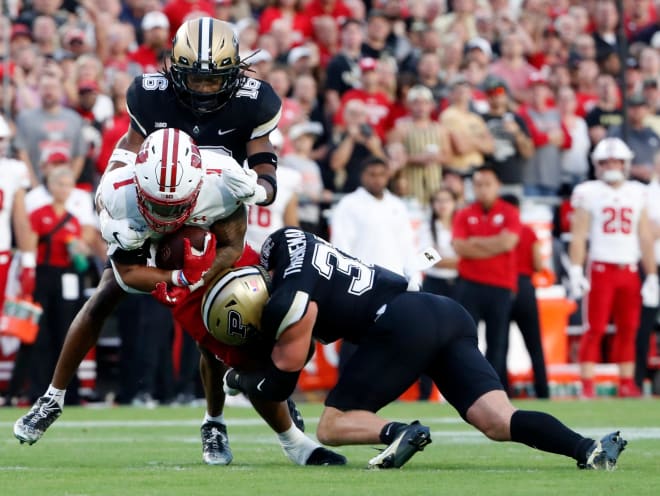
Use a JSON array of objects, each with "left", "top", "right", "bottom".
[
  {"left": 367, "top": 420, "right": 432, "bottom": 469},
  {"left": 14, "top": 396, "right": 62, "bottom": 445},
  {"left": 287, "top": 398, "right": 305, "bottom": 432},
  {"left": 305, "top": 447, "right": 347, "bottom": 466},
  {"left": 579, "top": 431, "right": 627, "bottom": 471},
  {"left": 201, "top": 421, "right": 233, "bottom": 465}
]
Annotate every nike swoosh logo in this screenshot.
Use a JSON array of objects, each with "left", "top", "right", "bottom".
[
  {"left": 217, "top": 128, "right": 236, "bottom": 136},
  {"left": 112, "top": 232, "right": 123, "bottom": 248},
  {"left": 257, "top": 378, "right": 266, "bottom": 392}
]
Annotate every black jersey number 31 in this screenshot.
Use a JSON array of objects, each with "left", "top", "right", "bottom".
[{"left": 311, "top": 243, "right": 374, "bottom": 295}]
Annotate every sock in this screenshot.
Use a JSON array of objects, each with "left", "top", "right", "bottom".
[
  {"left": 379, "top": 422, "right": 408, "bottom": 445},
  {"left": 45, "top": 385, "right": 66, "bottom": 409},
  {"left": 277, "top": 424, "right": 319, "bottom": 465},
  {"left": 510, "top": 410, "right": 595, "bottom": 463},
  {"left": 204, "top": 413, "right": 225, "bottom": 425}
]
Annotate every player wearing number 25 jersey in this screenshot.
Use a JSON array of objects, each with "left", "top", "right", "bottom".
[{"left": 569, "top": 137, "right": 658, "bottom": 398}]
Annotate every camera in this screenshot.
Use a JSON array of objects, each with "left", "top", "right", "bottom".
[{"left": 359, "top": 123, "right": 373, "bottom": 138}]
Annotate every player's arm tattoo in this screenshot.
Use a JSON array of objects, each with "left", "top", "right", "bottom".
[{"left": 204, "top": 204, "right": 249, "bottom": 284}]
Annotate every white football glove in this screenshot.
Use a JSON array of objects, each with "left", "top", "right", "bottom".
[
  {"left": 223, "top": 167, "right": 267, "bottom": 204},
  {"left": 568, "top": 264, "right": 590, "bottom": 300},
  {"left": 99, "top": 210, "right": 147, "bottom": 251},
  {"left": 641, "top": 274, "right": 659, "bottom": 308}
]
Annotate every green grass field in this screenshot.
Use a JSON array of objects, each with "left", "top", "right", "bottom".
[{"left": 1, "top": 399, "right": 659, "bottom": 496}]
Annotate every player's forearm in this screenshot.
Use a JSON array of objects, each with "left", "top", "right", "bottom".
[
  {"left": 252, "top": 163, "right": 277, "bottom": 205},
  {"left": 568, "top": 236, "right": 587, "bottom": 266},
  {"left": 639, "top": 227, "right": 658, "bottom": 277},
  {"left": 202, "top": 244, "right": 244, "bottom": 285},
  {"left": 115, "top": 264, "right": 176, "bottom": 292},
  {"left": 452, "top": 239, "right": 493, "bottom": 259},
  {"left": 471, "top": 232, "right": 518, "bottom": 255}
]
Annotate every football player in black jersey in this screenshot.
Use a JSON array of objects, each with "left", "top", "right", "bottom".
[
  {"left": 212, "top": 227, "right": 627, "bottom": 471},
  {"left": 14, "top": 17, "right": 300, "bottom": 467}
]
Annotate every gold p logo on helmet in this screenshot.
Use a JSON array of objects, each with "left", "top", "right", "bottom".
[{"left": 201, "top": 266, "right": 271, "bottom": 346}]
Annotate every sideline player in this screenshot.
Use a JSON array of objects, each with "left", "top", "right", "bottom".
[
  {"left": 14, "top": 18, "right": 282, "bottom": 464},
  {"left": 209, "top": 227, "right": 627, "bottom": 470},
  {"left": 0, "top": 115, "right": 36, "bottom": 316},
  {"left": 568, "top": 137, "right": 658, "bottom": 397}
]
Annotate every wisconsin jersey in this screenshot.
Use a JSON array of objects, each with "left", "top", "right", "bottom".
[
  {"left": 0, "top": 158, "right": 30, "bottom": 251},
  {"left": 126, "top": 73, "right": 282, "bottom": 163},
  {"left": 259, "top": 228, "right": 409, "bottom": 344},
  {"left": 571, "top": 180, "right": 648, "bottom": 264},
  {"left": 246, "top": 167, "right": 302, "bottom": 251},
  {"left": 100, "top": 149, "right": 244, "bottom": 257}
]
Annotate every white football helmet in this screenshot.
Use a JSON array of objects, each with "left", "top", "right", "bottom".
[
  {"left": 134, "top": 128, "right": 203, "bottom": 233},
  {"left": 201, "top": 266, "right": 271, "bottom": 346},
  {"left": 591, "top": 137, "right": 634, "bottom": 184}
]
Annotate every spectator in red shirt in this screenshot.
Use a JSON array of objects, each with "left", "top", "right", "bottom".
[
  {"left": 306, "top": 0, "right": 352, "bottom": 27},
  {"left": 12, "top": 166, "right": 90, "bottom": 404},
  {"left": 96, "top": 72, "right": 132, "bottom": 174},
  {"left": 163, "top": 0, "right": 215, "bottom": 40},
  {"left": 129, "top": 11, "right": 171, "bottom": 74},
  {"left": 501, "top": 194, "right": 549, "bottom": 399},
  {"left": 452, "top": 165, "right": 521, "bottom": 392},
  {"left": 334, "top": 57, "right": 391, "bottom": 140},
  {"left": 259, "top": 0, "right": 313, "bottom": 46}
]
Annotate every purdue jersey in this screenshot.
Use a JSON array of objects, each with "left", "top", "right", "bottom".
[
  {"left": 100, "top": 149, "right": 244, "bottom": 258},
  {"left": 126, "top": 73, "right": 282, "bottom": 163},
  {"left": 260, "top": 228, "right": 409, "bottom": 344},
  {"left": 571, "top": 180, "right": 648, "bottom": 264}
]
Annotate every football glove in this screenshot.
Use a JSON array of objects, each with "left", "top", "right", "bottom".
[
  {"left": 172, "top": 233, "right": 216, "bottom": 292},
  {"left": 99, "top": 210, "right": 147, "bottom": 251},
  {"left": 223, "top": 167, "right": 267, "bottom": 205},
  {"left": 151, "top": 282, "right": 189, "bottom": 307},
  {"left": 568, "top": 264, "right": 590, "bottom": 300},
  {"left": 223, "top": 369, "right": 242, "bottom": 396},
  {"left": 641, "top": 274, "right": 659, "bottom": 308}
]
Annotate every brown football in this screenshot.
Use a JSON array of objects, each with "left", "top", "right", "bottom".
[{"left": 155, "top": 225, "right": 209, "bottom": 270}]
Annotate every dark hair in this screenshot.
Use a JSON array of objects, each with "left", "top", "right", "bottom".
[
  {"left": 473, "top": 164, "right": 501, "bottom": 181},
  {"left": 499, "top": 193, "right": 520, "bottom": 208},
  {"left": 429, "top": 187, "right": 458, "bottom": 245},
  {"left": 359, "top": 155, "right": 388, "bottom": 174}
]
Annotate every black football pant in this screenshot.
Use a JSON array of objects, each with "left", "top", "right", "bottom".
[
  {"left": 510, "top": 275, "right": 549, "bottom": 398},
  {"left": 454, "top": 278, "right": 514, "bottom": 393}
]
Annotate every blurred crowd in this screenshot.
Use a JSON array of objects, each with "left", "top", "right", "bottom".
[{"left": 1, "top": 0, "right": 660, "bottom": 405}]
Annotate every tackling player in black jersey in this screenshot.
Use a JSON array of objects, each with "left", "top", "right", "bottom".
[
  {"left": 211, "top": 228, "right": 627, "bottom": 471},
  {"left": 14, "top": 18, "right": 313, "bottom": 467}
]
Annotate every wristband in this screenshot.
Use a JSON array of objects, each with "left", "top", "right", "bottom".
[
  {"left": 171, "top": 270, "right": 189, "bottom": 287},
  {"left": 20, "top": 251, "right": 37, "bottom": 269},
  {"left": 247, "top": 152, "right": 278, "bottom": 169},
  {"left": 109, "top": 148, "right": 137, "bottom": 166}
]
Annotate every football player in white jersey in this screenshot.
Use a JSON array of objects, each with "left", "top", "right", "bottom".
[
  {"left": 15, "top": 18, "right": 281, "bottom": 464},
  {"left": 568, "top": 137, "right": 659, "bottom": 398},
  {"left": 17, "top": 128, "right": 344, "bottom": 467},
  {"left": 0, "top": 115, "right": 36, "bottom": 310},
  {"left": 246, "top": 165, "right": 302, "bottom": 251}
]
